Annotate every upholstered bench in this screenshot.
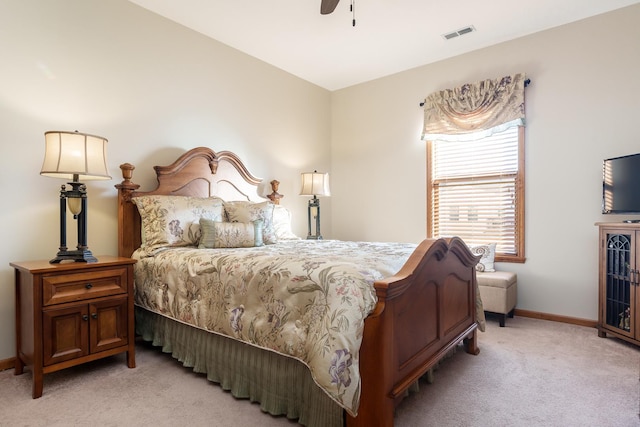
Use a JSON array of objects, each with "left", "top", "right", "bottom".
[{"left": 477, "top": 271, "right": 517, "bottom": 327}]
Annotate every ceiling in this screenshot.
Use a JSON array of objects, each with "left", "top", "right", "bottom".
[{"left": 128, "top": 0, "right": 640, "bottom": 91}]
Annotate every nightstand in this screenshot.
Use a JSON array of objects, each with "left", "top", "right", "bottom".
[{"left": 10, "top": 256, "right": 137, "bottom": 398}]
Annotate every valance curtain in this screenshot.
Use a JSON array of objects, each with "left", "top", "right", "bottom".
[{"left": 421, "top": 73, "right": 527, "bottom": 141}]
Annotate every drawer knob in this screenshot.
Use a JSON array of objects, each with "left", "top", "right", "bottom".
[
  {"left": 91, "top": 313, "right": 98, "bottom": 319},
  {"left": 85, "top": 283, "right": 93, "bottom": 289},
  {"left": 82, "top": 315, "right": 89, "bottom": 321}
]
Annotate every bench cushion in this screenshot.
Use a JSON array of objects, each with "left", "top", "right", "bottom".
[{"left": 477, "top": 271, "right": 517, "bottom": 289}]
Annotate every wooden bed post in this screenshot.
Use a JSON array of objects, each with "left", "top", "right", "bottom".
[
  {"left": 115, "top": 163, "right": 141, "bottom": 258},
  {"left": 347, "top": 298, "right": 395, "bottom": 427},
  {"left": 267, "top": 180, "right": 283, "bottom": 205}
]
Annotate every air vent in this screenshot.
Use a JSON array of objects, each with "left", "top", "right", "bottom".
[{"left": 442, "top": 25, "right": 476, "bottom": 40}]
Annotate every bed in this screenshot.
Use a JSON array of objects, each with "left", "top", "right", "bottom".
[{"left": 116, "top": 147, "right": 481, "bottom": 427}]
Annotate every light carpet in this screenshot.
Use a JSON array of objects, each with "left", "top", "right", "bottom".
[{"left": 0, "top": 316, "right": 638, "bottom": 426}]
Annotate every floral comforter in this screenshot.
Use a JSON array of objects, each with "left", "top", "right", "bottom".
[{"left": 133, "top": 239, "right": 418, "bottom": 416}]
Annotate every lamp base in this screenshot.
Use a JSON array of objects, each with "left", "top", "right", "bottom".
[
  {"left": 50, "top": 249, "right": 98, "bottom": 264},
  {"left": 306, "top": 235, "right": 323, "bottom": 240}
]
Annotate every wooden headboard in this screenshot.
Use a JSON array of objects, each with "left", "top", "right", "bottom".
[{"left": 115, "top": 147, "right": 282, "bottom": 258}]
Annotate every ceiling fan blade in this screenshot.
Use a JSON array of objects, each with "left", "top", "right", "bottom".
[{"left": 320, "top": 0, "right": 340, "bottom": 14}]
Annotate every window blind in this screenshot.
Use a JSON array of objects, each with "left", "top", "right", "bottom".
[{"left": 430, "top": 126, "right": 519, "bottom": 255}]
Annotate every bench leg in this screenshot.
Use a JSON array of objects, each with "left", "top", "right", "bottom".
[{"left": 499, "top": 313, "right": 506, "bottom": 327}]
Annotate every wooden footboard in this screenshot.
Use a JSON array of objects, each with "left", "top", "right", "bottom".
[
  {"left": 348, "top": 237, "right": 479, "bottom": 427},
  {"left": 116, "top": 148, "right": 480, "bottom": 427}
]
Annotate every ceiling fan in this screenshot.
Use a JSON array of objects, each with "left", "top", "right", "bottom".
[
  {"left": 321, "top": 0, "right": 357, "bottom": 26},
  {"left": 320, "top": 0, "right": 340, "bottom": 15}
]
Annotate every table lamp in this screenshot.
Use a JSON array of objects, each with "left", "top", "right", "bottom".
[
  {"left": 40, "top": 130, "right": 111, "bottom": 263},
  {"left": 300, "top": 171, "right": 330, "bottom": 240}
]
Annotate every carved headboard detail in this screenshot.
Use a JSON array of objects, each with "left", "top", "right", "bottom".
[{"left": 116, "top": 147, "right": 280, "bottom": 257}]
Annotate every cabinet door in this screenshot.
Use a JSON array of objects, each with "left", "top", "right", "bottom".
[
  {"left": 43, "top": 304, "right": 89, "bottom": 366},
  {"left": 602, "top": 230, "right": 636, "bottom": 338},
  {"left": 89, "top": 296, "right": 128, "bottom": 354}
]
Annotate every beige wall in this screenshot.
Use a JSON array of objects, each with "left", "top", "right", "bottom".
[
  {"left": 331, "top": 4, "right": 640, "bottom": 321},
  {"left": 0, "top": 0, "right": 330, "bottom": 360},
  {"left": 1, "top": 0, "right": 639, "bottom": 362}
]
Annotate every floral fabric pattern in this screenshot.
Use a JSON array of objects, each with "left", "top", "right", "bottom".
[
  {"left": 422, "top": 72, "right": 527, "bottom": 140},
  {"left": 469, "top": 243, "right": 496, "bottom": 272},
  {"left": 133, "top": 239, "right": 417, "bottom": 415},
  {"left": 198, "top": 218, "right": 264, "bottom": 248},
  {"left": 132, "top": 195, "right": 225, "bottom": 256},
  {"left": 224, "top": 200, "right": 277, "bottom": 244}
]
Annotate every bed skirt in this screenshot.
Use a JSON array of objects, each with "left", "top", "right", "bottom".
[{"left": 135, "top": 307, "right": 343, "bottom": 427}]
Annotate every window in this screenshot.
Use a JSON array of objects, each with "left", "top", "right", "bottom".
[{"left": 427, "top": 125, "right": 525, "bottom": 263}]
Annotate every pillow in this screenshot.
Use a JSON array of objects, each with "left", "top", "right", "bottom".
[
  {"left": 223, "top": 201, "right": 277, "bottom": 244},
  {"left": 272, "top": 205, "right": 300, "bottom": 240},
  {"left": 132, "top": 195, "right": 225, "bottom": 253},
  {"left": 469, "top": 243, "right": 497, "bottom": 272},
  {"left": 199, "top": 218, "right": 264, "bottom": 248}
]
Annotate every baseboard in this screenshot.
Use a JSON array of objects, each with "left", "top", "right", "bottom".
[
  {"left": 514, "top": 309, "right": 597, "bottom": 328},
  {"left": 0, "top": 357, "right": 15, "bottom": 372}
]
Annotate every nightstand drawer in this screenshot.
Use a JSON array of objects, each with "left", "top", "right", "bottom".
[{"left": 42, "top": 267, "right": 128, "bottom": 306}]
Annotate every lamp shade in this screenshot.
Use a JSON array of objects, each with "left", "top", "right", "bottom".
[
  {"left": 300, "top": 171, "right": 330, "bottom": 197},
  {"left": 41, "top": 131, "right": 111, "bottom": 181}
]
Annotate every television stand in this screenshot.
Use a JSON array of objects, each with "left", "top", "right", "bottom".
[{"left": 596, "top": 222, "right": 640, "bottom": 347}]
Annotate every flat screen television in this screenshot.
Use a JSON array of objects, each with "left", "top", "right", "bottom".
[{"left": 602, "top": 153, "right": 640, "bottom": 214}]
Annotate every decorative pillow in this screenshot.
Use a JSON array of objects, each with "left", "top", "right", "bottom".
[
  {"left": 132, "top": 195, "right": 225, "bottom": 253},
  {"left": 272, "top": 205, "right": 300, "bottom": 240},
  {"left": 223, "top": 201, "right": 277, "bottom": 244},
  {"left": 469, "top": 243, "right": 497, "bottom": 272},
  {"left": 199, "top": 218, "right": 264, "bottom": 248}
]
